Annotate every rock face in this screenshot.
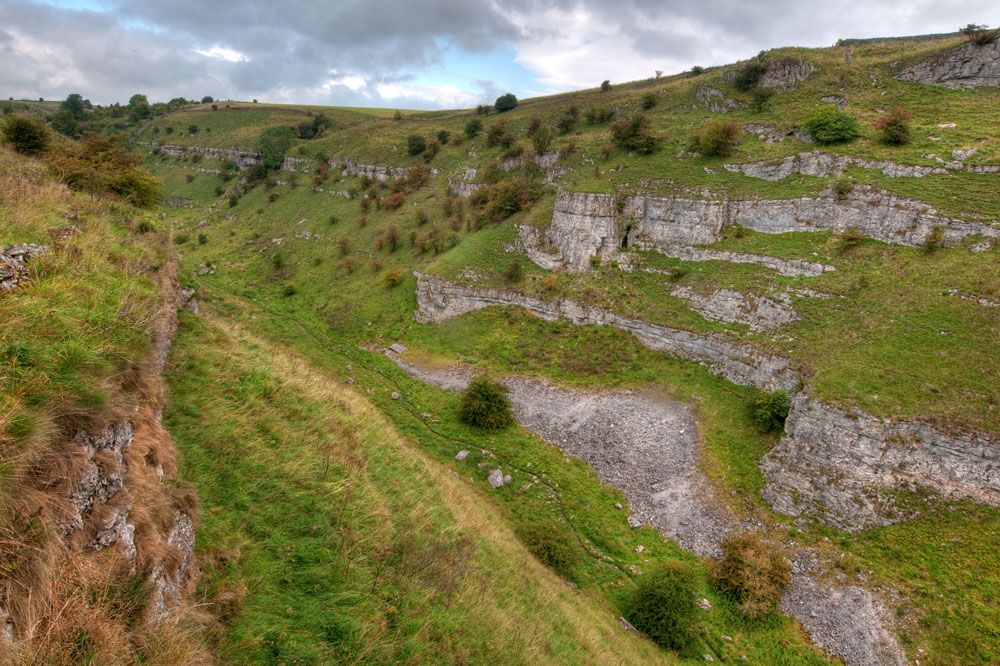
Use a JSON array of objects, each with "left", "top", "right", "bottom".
[
  {"left": 527, "top": 187, "right": 998, "bottom": 273},
  {"left": 724, "top": 151, "right": 952, "bottom": 180},
  {"left": 413, "top": 272, "right": 799, "bottom": 391},
  {"left": 759, "top": 58, "right": 817, "bottom": 89},
  {"left": 148, "top": 512, "right": 196, "bottom": 622},
  {"left": 695, "top": 87, "right": 746, "bottom": 113},
  {"left": 671, "top": 287, "right": 800, "bottom": 331},
  {"left": 761, "top": 394, "right": 1000, "bottom": 531},
  {"left": 650, "top": 246, "right": 834, "bottom": 277},
  {"left": 0, "top": 243, "right": 46, "bottom": 292},
  {"left": 156, "top": 144, "right": 261, "bottom": 169},
  {"left": 897, "top": 40, "right": 1000, "bottom": 88}
]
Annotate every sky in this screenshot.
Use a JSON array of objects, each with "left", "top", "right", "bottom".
[{"left": 1, "top": 0, "right": 998, "bottom": 109}]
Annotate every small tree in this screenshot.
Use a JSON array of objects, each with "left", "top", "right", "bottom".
[
  {"left": 201, "top": 95, "right": 214, "bottom": 104},
  {"left": 960, "top": 24, "right": 998, "bottom": 45},
  {"left": 600, "top": 80, "right": 612, "bottom": 92},
  {"left": 624, "top": 561, "right": 700, "bottom": 653},
  {"left": 691, "top": 120, "right": 741, "bottom": 157},
  {"left": 732, "top": 58, "right": 768, "bottom": 91},
  {"left": 874, "top": 107, "right": 912, "bottom": 145},
  {"left": 459, "top": 377, "right": 513, "bottom": 430},
  {"left": 803, "top": 107, "right": 861, "bottom": 144},
  {"left": 494, "top": 93, "right": 518, "bottom": 112},
  {"left": 258, "top": 125, "right": 295, "bottom": 170},
  {"left": 749, "top": 391, "right": 790, "bottom": 433},
  {"left": 60, "top": 93, "right": 87, "bottom": 119},
  {"left": 127, "top": 93, "right": 151, "bottom": 121},
  {"left": 2, "top": 114, "right": 49, "bottom": 155},
  {"left": 690, "top": 65, "right": 704, "bottom": 76}
]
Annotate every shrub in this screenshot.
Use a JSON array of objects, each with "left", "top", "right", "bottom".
[
  {"left": 469, "top": 178, "right": 542, "bottom": 226},
  {"left": 803, "top": 107, "right": 861, "bottom": 144},
  {"left": 458, "top": 377, "right": 513, "bottom": 431},
  {"left": 228, "top": 194, "right": 239, "bottom": 208},
  {"left": 382, "top": 268, "right": 405, "bottom": 289},
  {"left": 832, "top": 177, "right": 855, "bottom": 201},
  {"left": 486, "top": 122, "right": 509, "bottom": 148},
  {"left": 268, "top": 192, "right": 279, "bottom": 203},
  {"left": 690, "top": 65, "right": 704, "bottom": 76},
  {"left": 732, "top": 58, "right": 768, "bottom": 91},
  {"left": 585, "top": 106, "right": 615, "bottom": 124},
  {"left": 531, "top": 125, "right": 554, "bottom": 153},
  {"left": 380, "top": 224, "right": 400, "bottom": 252},
  {"left": 384, "top": 192, "right": 405, "bottom": 210},
  {"left": 749, "top": 391, "right": 790, "bottom": 433},
  {"left": 1, "top": 114, "right": 49, "bottom": 155},
  {"left": 623, "top": 561, "right": 700, "bottom": 653},
  {"left": 526, "top": 117, "right": 542, "bottom": 135},
  {"left": 337, "top": 235, "right": 351, "bottom": 256},
  {"left": 961, "top": 23, "right": 999, "bottom": 45},
  {"left": 476, "top": 104, "right": 491, "bottom": 115},
  {"left": 874, "top": 107, "right": 912, "bottom": 146},
  {"left": 174, "top": 232, "right": 190, "bottom": 245},
  {"left": 556, "top": 107, "right": 579, "bottom": 134},
  {"left": 185, "top": 173, "right": 196, "bottom": 183},
  {"left": 515, "top": 519, "right": 580, "bottom": 579},
  {"left": 414, "top": 209, "right": 429, "bottom": 226},
  {"left": 407, "top": 134, "right": 427, "bottom": 156},
  {"left": 641, "top": 93, "right": 657, "bottom": 110},
  {"left": 837, "top": 228, "right": 867, "bottom": 253},
  {"left": 494, "top": 93, "right": 518, "bottom": 112},
  {"left": 610, "top": 115, "right": 659, "bottom": 154},
  {"left": 690, "top": 120, "right": 741, "bottom": 157},
  {"left": 50, "top": 133, "right": 161, "bottom": 207},
  {"left": 600, "top": 80, "right": 612, "bottom": 92},
  {"left": 337, "top": 256, "right": 357, "bottom": 273},
  {"left": 464, "top": 118, "right": 482, "bottom": 138},
  {"left": 436, "top": 129, "right": 451, "bottom": 144},
  {"left": 282, "top": 282, "right": 297, "bottom": 297},
  {"left": 197, "top": 233, "right": 208, "bottom": 245},
  {"left": 504, "top": 259, "right": 524, "bottom": 283},
  {"left": 713, "top": 534, "right": 790, "bottom": 620},
  {"left": 923, "top": 225, "right": 944, "bottom": 253}
]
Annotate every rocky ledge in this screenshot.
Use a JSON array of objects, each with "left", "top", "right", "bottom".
[
  {"left": 724, "top": 150, "right": 1000, "bottom": 180},
  {"left": 897, "top": 39, "right": 1000, "bottom": 89},
  {"left": 414, "top": 272, "right": 799, "bottom": 391},
  {"left": 761, "top": 394, "right": 1000, "bottom": 531},
  {"left": 670, "top": 287, "right": 800, "bottom": 331}
]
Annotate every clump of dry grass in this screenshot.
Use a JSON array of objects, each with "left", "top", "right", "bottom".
[{"left": 712, "top": 533, "right": 790, "bottom": 620}]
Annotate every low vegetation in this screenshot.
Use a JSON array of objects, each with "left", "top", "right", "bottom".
[
  {"left": 458, "top": 377, "right": 514, "bottom": 430},
  {"left": 713, "top": 534, "right": 791, "bottom": 620},
  {"left": 623, "top": 561, "right": 700, "bottom": 654}
]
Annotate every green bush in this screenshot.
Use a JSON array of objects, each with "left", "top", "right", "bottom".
[
  {"left": 458, "top": 377, "right": 513, "bottom": 431},
  {"left": 494, "top": 93, "right": 518, "bottom": 112},
  {"left": 750, "top": 88, "right": 776, "bottom": 112},
  {"left": 515, "top": 519, "right": 580, "bottom": 579},
  {"left": 382, "top": 268, "right": 405, "bottom": 289},
  {"left": 464, "top": 118, "right": 482, "bottom": 138},
  {"left": 174, "top": 232, "right": 190, "bottom": 245},
  {"left": 1, "top": 114, "right": 49, "bottom": 155},
  {"left": 803, "top": 107, "right": 861, "bottom": 144},
  {"left": 600, "top": 80, "right": 612, "bottom": 92},
  {"left": 610, "top": 115, "right": 658, "bottom": 154},
  {"left": 874, "top": 107, "right": 912, "bottom": 146},
  {"left": 923, "top": 225, "right": 944, "bottom": 253},
  {"left": 282, "top": 282, "right": 297, "bottom": 297},
  {"left": 641, "top": 93, "right": 657, "bottom": 110},
  {"left": 258, "top": 126, "right": 295, "bottom": 171},
  {"left": 732, "top": 58, "right": 767, "bottom": 91},
  {"left": 406, "top": 134, "right": 427, "bottom": 156},
  {"left": 690, "top": 120, "right": 741, "bottom": 157},
  {"left": 504, "top": 259, "right": 524, "bottom": 283},
  {"left": 531, "top": 125, "right": 554, "bottom": 153},
  {"left": 713, "top": 534, "right": 790, "bottom": 620},
  {"left": 623, "top": 561, "right": 700, "bottom": 654},
  {"left": 749, "top": 392, "right": 790, "bottom": 433}
]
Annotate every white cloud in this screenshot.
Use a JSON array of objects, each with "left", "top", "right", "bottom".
[{"left": 195, "top": 45, "right": 248, "bottom": 62}]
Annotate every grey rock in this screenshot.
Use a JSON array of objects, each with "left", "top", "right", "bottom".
[
  {"left": 0, "top": 243, "right": 47, "bottom": 292},
  {"left": 762, "top": 394, "right": 1000, "bottom": 531},
  {"left": 649, "top": 246, "right": 833, "bottom": 277},
  {"left": 897, "top": 40, "right": 1000, "bottom": 89},
  {"left": 487, "top": 469, "right": 506, "bottom": 488},
  {"left": 627, "top": 515, "right": 643, "bottom": 528},
  {"left": 759, "top": 58, "right": 817, "bottom": 89},
  {"left": 724, "top": 150, "right": 954, "bottom": 180},
  {"left": 671, "top": 287, "right": 800, "bottom": 331},
  {"left": 64, "top": 422, "right": 134, "bottom": 537},
  {"left": 148, "top": 512, "right": 196, "bottom": 624},
  {"left": 388, "top": 342, "right": 406, "bottom": 354},
  {"left": 455, "top": 450, "right": 470, "bottom": 461},
  {"left": 695, "top": 86, "right": 746, "bottom": 113}
]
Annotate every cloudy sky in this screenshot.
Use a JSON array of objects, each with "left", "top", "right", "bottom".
[{"left": 2, "top": 0, "right": 998, "bottom": 109}]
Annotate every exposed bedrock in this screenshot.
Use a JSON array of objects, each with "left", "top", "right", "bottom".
[
  {"left": 415, "top": 273, "right": 1000, "bottom": 531},
  {"left": 155, "top": 144, "right": 261, "bottom": 169},
  {"left": 414, "top": 272, "right": 799, "bottom": 392},
  {"left": 725, "top": 150, "right": 1000, "bottom": 180},
  {"left": 670, "top": 287, "right": 800, "bottom": 331},
  {"left": 526, "top": 188, "right": 999, "bottom": 273},
  {"left": 761, "top": 394, "right": 1000, "bottom": 531},
  {"left": 650, "top": 245, "right": 834, "bottom": 277},
  {"left": 897, "top": 39, "right": 1000, "bottom": 89}
]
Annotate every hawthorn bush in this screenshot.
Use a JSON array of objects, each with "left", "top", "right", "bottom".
[
  {"left": 1, "top": 114, "right": 49, "bottom": 155},
  {"left": 690, "top": 120, "right": 741, "bottom": 157},
  {"left": 610, "top": 115, "right": 659, "bottom": 154},
  {"left": 624, "top": 561, "right": 700, "bottom": 653},
  {"left": 874, "top": 107, "right": 912, "bottom": 145},
  {"left": 804, "top": 107, "right": 861, "bottom": 144},
  {"left": 458, "top": 377, "right": 513, "bottom": 430}
]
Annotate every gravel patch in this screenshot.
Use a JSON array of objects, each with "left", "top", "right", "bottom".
[{"left": 386, "top": 352, "right": 906, "bottom": 665}]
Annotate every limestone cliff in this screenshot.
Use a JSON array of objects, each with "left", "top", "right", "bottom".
[{"left": 897, "top": 39, "right": 1000, "bottom": 88}]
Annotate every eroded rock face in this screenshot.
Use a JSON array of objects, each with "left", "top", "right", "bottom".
[
  {"left": 650, "top": 245, "right": 834, "bottom": 277},
  {"left": 724, "top": 151, "right": 952, "bottom": 180},
  {"left": 543, "top": 190, "right": 621, "bottom": 270},
  {"left": 897, "top": 39, "right": 1000, "bottom": 89},
  {"left": 759, "top": 58, "right": 817, "bottom": 89},
  {"left": 761, "top": 394, "right": 1000, "bottom": 531},
  {"left": 695, "top": 87, "right": 746, "bottom": 113},
  {"left": 64, "top": 423, "right": 134, "bottom": 538},
  {"left": 156, "top": 144, "right": 261, "bottom": 169},
  {"left": 413, "top": 272, "right": 799, "bottom": 391},
  {"left": 0, "top": 244, "right": 47, "bottom": 292},
  {"left": 148, "top": 512, "right": 196, "bottom": 623},
  {"left": 671, "top": 287, "right": 799, "bottom": 331}
]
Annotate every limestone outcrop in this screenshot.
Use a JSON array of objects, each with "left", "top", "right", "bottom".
[
  {"left": 671, "top": 287, "right": 799, "bottom": 331},
  {"left": 761, "top": 394, "right": 1000, "bottom": 531},
  {"left": 759, "top": 58, "right": 817, "bottom": 89},
  {"left": 525, "top": 187, "right": 998, "bottom": 273},
  {"left": 414, "top": 272, "right": 800, "bottom": 391},
  {"left": 897, "top": 39, "right": 1000, "bottom": 88},
  {"left": 650, "top": 246, "right": 834, "bottom": 277},
  {"left": 0, "top": 243, "right": 46, "bottom": 292},
  {"left": 724, "top": 150, "right": 1000, "bottom": 180},
  {"left": 156, "top": 144, "right": 261, "bottom": 169}
]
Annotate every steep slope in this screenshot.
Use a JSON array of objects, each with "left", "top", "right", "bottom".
[{"left": 0, "top": 147, "right": 209, "bottom": 664}]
